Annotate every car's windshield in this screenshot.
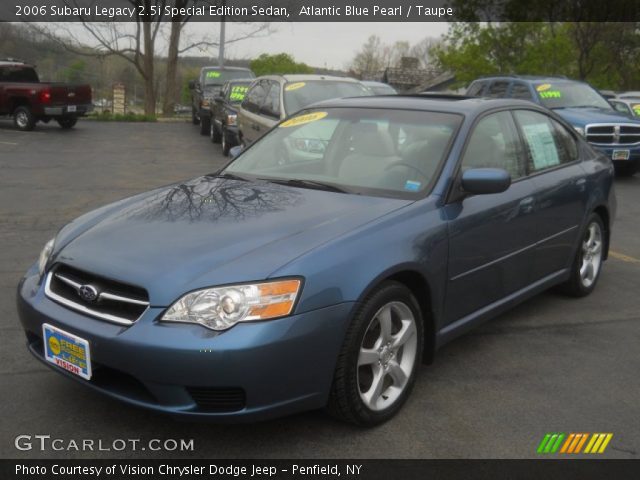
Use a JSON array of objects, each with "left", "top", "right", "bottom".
[
  {"left": 203, "top": 69, "right": 254, "bottom": 86},
  {"left": 534, "top": 82, "right": 613, "bottom": 110},
  {"left": 224, "top": 108, "right": 461, "bottom": 198},
  {"left": 227, "top": 82, "right": 251, "bottom": 103},
  {"left": 283, "top": 81, "right": 371, "bottom": 115}
]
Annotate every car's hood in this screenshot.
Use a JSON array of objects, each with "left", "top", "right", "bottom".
[
  {"left": 52, "top": 176, "right": 411, "bottom": 306},
  {"left": 554, "top": 107, "right": 640, "bottom": 127}
]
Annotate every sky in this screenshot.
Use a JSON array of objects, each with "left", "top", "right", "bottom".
[{"left": 186, "top": 22, "right": 450, "bottom": 69}]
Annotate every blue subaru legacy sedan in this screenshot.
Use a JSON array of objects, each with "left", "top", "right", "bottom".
[{"left": 18, "top": 96, "right": 615, "bottom": 426}]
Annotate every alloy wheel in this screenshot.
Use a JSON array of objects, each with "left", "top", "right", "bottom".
[
  {"left": 580, "top": 221, "right": 603, "bottom": 288},
  {"left": 357, "top": 301, "right": 418, "bottom": 411}
]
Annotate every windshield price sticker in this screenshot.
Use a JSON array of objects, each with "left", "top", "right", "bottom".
[
  {"left": 230, "top": 86, "right": 249, "bottom": 101},
  {"left": 285, "top": 82, "right": 306, "bottom": 92},
  {"left": 280, "top": 111, "right": 328, "bottom": 128},
  {"left": 206, "top": 71, "right": 221, "bottom": 78}
]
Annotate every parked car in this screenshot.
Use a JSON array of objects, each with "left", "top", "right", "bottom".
[
  {"left": 0, "top": 59, "right": 92, "bottom": 131},
  {"left": 237, "top": 74, "right": 371, "bottom": 146},
  {"left": 362, "top": 80, "right": 398, "bottom": 95},
  {"left": 609, "top": 98, "right": 640, "bottom": 118},
  {"left": 467, "top": 75, "right": 640, "bottom": 176},
  {"left": 189, "top": 66, "right": 255, "bottom": 135},
  {"left": 18, "top": 95, "right": 615, "bottom": 425},
  {"left": 208, "top": 79, "right": 253, "bottom": 155}
]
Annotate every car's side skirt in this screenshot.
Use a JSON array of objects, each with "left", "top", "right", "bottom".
[{"left": 435, "top": 268, "right": 570, "bottom": 349}]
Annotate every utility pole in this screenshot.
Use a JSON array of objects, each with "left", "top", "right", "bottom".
[{"left": 218, "top": 0, "right": 226, "bottom": 67}]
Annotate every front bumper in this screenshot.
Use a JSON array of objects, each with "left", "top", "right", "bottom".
[
  {"left": 17, "top": 269, "right": 354, "bottom": 421},
  {"left": 591, "top": 144, "right": 640, "bottom": 164},
  {"left": 43, "top": 104, "right": 93, "bottom": 116}
]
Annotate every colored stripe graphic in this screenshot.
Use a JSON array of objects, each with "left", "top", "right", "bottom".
[{"left": 539, "top": 433, "right": 613, "bottom": 454}]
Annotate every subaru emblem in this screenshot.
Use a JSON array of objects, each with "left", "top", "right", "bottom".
[{"left": 78, "top": 284, "right": 98, "bottom": 302}]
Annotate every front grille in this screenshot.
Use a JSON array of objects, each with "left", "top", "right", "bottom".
[
  {"left": 585, "top": 124, "right": 640, "bottom": 145},
  {"left": 187, "top": 387, "right": 246, "bottom": 412},
  {"left": 45, "top": 264, "right": 149, "bottom": 326}
]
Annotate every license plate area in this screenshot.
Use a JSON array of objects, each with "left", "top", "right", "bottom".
[
  {"left": 42, "top": 323, "right": 92, "bottom": 380},
  {"left": 67, "top": 105, "right": 77, "bottom": 113},
  {"left": 612, "top": 149, "right": 630, "bottom": 161}
]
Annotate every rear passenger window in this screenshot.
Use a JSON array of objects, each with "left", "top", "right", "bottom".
[
  {"left": 461, "top": 111, "right": 526, "bottom": 180},
  {"left": 487, "top": 81, "right": 510, "bottom": 98},
  {"left": 510, "top": 83, "right": 534, "bottom": 101},
  {"left": 514, "top": 110, "right": 578, "bottom": 173},
  {"left": 467, "top": 81, "right": 487, "bottom": 97}
]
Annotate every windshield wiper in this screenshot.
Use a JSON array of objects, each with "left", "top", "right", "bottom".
[
  {"left": 259, "top": 178, "right": 349, "bottom": 193},
  {"left": 212, "top": 172, "right": 249, "bottom": 181}
]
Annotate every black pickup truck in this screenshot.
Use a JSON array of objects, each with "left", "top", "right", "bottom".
[
  {"left": 0, "top": 59, "right": 92, "bottom": 131},
  {"left": 189, "top": 66, "right": 255, "bottom": 135}
]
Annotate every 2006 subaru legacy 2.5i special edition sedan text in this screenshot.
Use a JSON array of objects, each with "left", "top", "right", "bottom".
[{"left": 18, "top": 95, "right": 616, "bottom": 426}]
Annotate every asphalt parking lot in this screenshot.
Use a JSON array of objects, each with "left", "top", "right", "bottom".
[{"left": 1, "top": 119, "right": 639, "bottom": 459}]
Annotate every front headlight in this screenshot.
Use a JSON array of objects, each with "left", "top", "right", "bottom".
[
  {"left": 161, "top": 279, "right": 302, "bottom": 331},
  {"left": 38, "top": 238, "right": 55, "bottom": 278},
  {"left": 226, "top": 114, "right": 237, "bottom": 126},
  {"left": 574, "top": 126, "right": 585, "bottom": 136}
]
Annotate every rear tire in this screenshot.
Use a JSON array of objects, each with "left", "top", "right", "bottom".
[
  {"left": 57, "top": 117, "right": 77, "bottom": 129},
  {"left": 13, "top": 106, "right": 35, "bottom": 131},
  {"left": 558, "top": 213, "right": 605, "bottom": 297},
  {"left": 327, "top": 281, "right": 423, "bottom": 426}
]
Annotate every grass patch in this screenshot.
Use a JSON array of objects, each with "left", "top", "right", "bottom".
[{"left": 90, "top": 111, "right": 157, "bottom": 122}]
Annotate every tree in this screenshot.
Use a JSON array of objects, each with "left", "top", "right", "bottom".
[
  {"left": 350, "top": 35, "right": 384, "bottom": 77},
  {"left": 249, "top": 53, "right": 314, "bottom": 76}
]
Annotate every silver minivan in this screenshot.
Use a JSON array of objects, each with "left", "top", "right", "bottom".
[{"left": 237, "top": 74, "right": 371, "bottom": 146}]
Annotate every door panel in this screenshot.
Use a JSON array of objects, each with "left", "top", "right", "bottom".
[
  {"left": 445, "top": 111, "right": 535, "bottom": 323},
  {"left": 513, "top": 110, "right": 588, "bottom": 278}
]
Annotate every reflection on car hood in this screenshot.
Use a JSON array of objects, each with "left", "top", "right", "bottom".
[
  {"left": 554, "top": 107, "right": 640, "bottom": 127},
  {"left": 53, "top": 176, "right": 411, "bottom": 305}
]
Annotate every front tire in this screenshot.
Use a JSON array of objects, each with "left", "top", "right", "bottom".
[
  {"left": 328, "top": 282, "right": 423, "bottom": 426},
  {"left": 200, "top": 115, "right": 210, "bottom": 136},
  {"left": 222, "top": 128, "right": 231, "bottom": 156},
  {"left": 558, "top": 213, "right": 605, "bottom": 297},
  {"left": 210, "top": 121, "right": 221, "bottom": 144},
  {"left": 13, "top": 106, "right": 35, "bottom": 131}
]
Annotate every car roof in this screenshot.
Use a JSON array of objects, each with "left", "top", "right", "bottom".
[
  {"left": 474, "top": 75, "right": 575, "bottom": 83},
  {"left": 309, "top": 94, "right": 543, "bottom": 115},
  {"left": 0, "top": 60, "right": 33, "bottom": 67},
  {"left": 258, "top": 74, "right": 360, "bottom": 83},
  {"left": 201, "top": 66, "right": 252, "bottom": 72}
]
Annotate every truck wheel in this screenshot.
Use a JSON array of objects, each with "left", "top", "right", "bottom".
[
  {"left": 222, "top": 128, "right": 231, "bottom": 156},
  {"left": 210, "top": 122, "right": 221, "bottom": 144},
  {"left": 13, "top": 106, "right": 36, "bottom": 131},
  {"left": 191, "top": 107, "right": 199, "bottom": 125},
  {"left": 200, "top": 116, "right": 210, "bottom": 136},
  {"left": 57, "top": 117, "right": 78, "bottom": 129},
  {"left": 614, "top": 162, "right": 637, "bottom": 177}
]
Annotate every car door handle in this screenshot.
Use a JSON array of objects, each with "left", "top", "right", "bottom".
[{"left": 519, "top": 197, "right": 535, "bottom": 214}]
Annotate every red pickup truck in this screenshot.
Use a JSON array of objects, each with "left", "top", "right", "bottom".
[{"left": 0, "top": 60, "right": 92, "bottom": 131}]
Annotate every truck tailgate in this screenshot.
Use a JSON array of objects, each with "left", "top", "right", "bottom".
[{"left": 48, "top": 84, "right": 92, "bottom": 106}]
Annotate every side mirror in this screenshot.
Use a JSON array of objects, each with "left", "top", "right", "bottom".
[
  {"left": 461, "top": 168, "right": 511, "bottom": 195},
  {"left": 188, "top": 80, "right": 196, "bottom": 90},
  {"left": 229, "top": 145, "right": 243, "bottom": 159}
]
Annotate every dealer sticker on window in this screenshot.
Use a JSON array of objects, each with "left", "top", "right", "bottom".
[
  {"left": 43, "top": 323, "right": 92, "bottom": 380},
  {"left": 612, "top": 149, "right": 630, "bottom": 161}
]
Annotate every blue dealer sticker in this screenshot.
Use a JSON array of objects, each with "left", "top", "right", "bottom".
[{"left": 404, "top": 180, "right": 421, "bottom": 192}]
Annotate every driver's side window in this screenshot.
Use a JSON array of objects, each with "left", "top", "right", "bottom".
[{"left": 461, "top": 111, "right": 526, "bottom": 180}]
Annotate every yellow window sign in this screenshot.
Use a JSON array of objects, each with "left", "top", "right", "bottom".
[
  {"left": 285, "top": 82, "right": 306, "bottom": 92},
  {"left": 536, "top": 84, "right": 552, "bottom": 92},
  {"left": 280, "top": 111, "right": 328, "bottom": 128},
  {"left": 539, "top": 90, "right": 562, "bottom": 99}
]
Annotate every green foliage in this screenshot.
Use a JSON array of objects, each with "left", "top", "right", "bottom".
[
  {"left": 181, "top": 67, "right": 200, "bottom": 104},
  {"left": 62, "top": 60, "right": 87, "bottom": 83},
  {"left": 249, "top": 53, "right": 314, "bottom": 76},
  {"left": 433, "top": 20, "right": 640, "bottom": 90},
  {"left": 90, "top": 111, "right": 157, "bottom": 122}
]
